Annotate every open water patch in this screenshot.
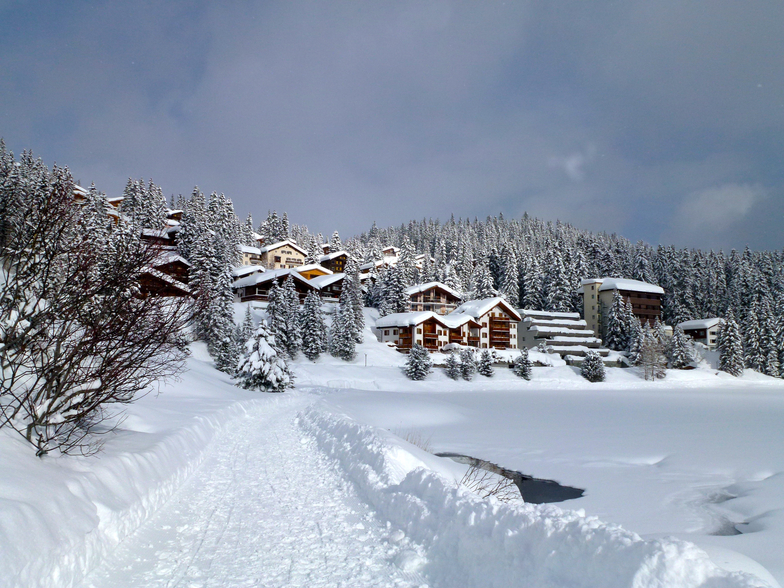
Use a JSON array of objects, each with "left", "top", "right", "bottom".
[{"left": 436, "top": 452, "right": 585, "bottom": 504}]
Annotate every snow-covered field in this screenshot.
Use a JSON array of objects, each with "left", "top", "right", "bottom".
[{"left": 2, "top": 308, "right": 783, "bottom": 587}]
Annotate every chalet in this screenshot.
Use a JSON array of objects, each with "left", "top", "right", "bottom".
[
  {"left": 238, "top": 245, "right": 263, "bottom": 266},
  {"left": 232, "top": 265, "right": 265, "bottom": 281},
  {"left": 578, "top": 278, "right": 664, "bottom": 340},
  {"left": 151, "top": 251, "right": 190, "bottom": 284},
  {"left": 517, "top": 309, "right": 610, "bottom": 361},
  {"left": 448, "top": 297, "right": 521, "bottom": 350},
  {"left": 259, "top": 240, "right": 307, "bottom": 270},
  {"left": 140, "top": 227, "right": 178, "bottom": 247},
  {"left": 405, "top": 282, "right": 461, "bottom": 315},
  {"left": 308, "top": 272, "right": 369, "bottom": 300},
  {"left": 294, "top": 263, "right": 333, "bottom": 280},
  {"left": 678, "top": 318, "right": 724, "bottom": 350},
  {"left": 233, "top": 268, "right": 317, "bottom": 302},
  {"left": 319, "top": 250, "right": 350, "bottom": 273},
  {"left": 139, "top": 253, "right": 191, "bottom": 298},
  {"left": 376, "top": 312, "right": 451, "bottom": 352}
]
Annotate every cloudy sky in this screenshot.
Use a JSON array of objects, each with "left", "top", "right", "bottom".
[{"left": 1, "top": 1, "right": 783, "bottom": 251}]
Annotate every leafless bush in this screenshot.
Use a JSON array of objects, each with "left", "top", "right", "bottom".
[
  {"left": 392, "top": 426, "right": 433, "bottom": 453},
  {"left": 460, "top": 462, "right": 521, "bottom": 502},
  {"left": 0, "top": 152, "right": 191, "bottom": 456}
]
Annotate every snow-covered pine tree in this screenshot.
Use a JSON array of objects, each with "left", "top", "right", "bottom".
[
  {"left": 604, "top": 290, "right": 628, "bottom": 351},
  {"left": 581, "top": 351, "right": 605, "bottom": 382},
  {"left": 444, "top": 352, "right": 461, "bottom": 380},
  {"left": 240, "top": 305, "right": 255, "bottom": 343},
  {"left": 718, "top": 311, "right": 744, "bottom": 377},
  {"left": 512, "top": 348, "right": 533, "bottom": 380},
  {"left": 669, "top": 325, "right": 695, "bottom": 369},
  {"left": 329, "top": 303, "right": 357, "bottom": 361},
  {"left": 235, "top": 320, "right": 293, "bottom": 392},
  {"left": 280, "top": 275, "right": 302, "bottom": 357},
  {"left": 329, "top": 230, "right": 342, "bottom": 253},
  {"left": 343, "top": 257, "right": 365, "bottom": 342},
  {"left": 470, "top": 258, "right": 497, "bottom": 301},
  {"left": 300, "top": 290, "right": 327, "bottom": 361},
  {"left": 405, "top": 344, "right": 432, "bottom": 380},
  {"left": 379, "top": 265, "right": 408, "bottom": 316},
  {"left": 460, "top": 348, "right": 477, "bottom": 381},
  {"left": 477, "top": 349, "right": 494, "bottom": 377}
]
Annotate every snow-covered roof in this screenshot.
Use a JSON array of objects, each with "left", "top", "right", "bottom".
[
  {"left": 519, "top": 309, "right": 581, "bottom": 320},
  {"left": 376, "top": 311, "right": 447, "bottom": 329},
  {"left": 238, "top": 245, "right": 262, "bottom": 255},
  {"left": 308, "top": 273, "right": 345, "bottom": 289},
  {"left": 232, "top": 265, "right": 265, "bottom": 279},
  {"left": 294, "top": 264, "right": 333, "bottom": 275},
  {"left": 578, "top": 277, "right": 664, "bottom": 295},
  {"left": 449, "top": 297, "right": 522, "bottom": 322},
  {"left": 259, "top": 240, "right": 307, "bottom": 256},
  {"left": 404, "top": 281, "right": 462, "bottom": 300},
  {"left": 319, "top": 250, "right": 349, "bottom": 262},
  {"left": 524, "top": 318, "right": 588, "bottom": 328},
  {"left": 440, "top": 314, "right": 482, "bottom": 329},
  {"left": 141, "top": 228, "right": 173, "bottom": 240},
  {"left": 678, "top": 318, "right": 724, "bottom": 330},
  {"left": 140, "top": 268, "right": 192, "bottom": 294},
  {"left": 152, "top": 251, "right": 191, "bottom": 267},
  {"left": 233, "top": 268, "right": 315, "bottom": 289},
  {"left": 528, "top": 326, "right": 595, "bottom": 337}
]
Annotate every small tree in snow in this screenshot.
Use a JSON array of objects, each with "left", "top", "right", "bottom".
[
  {"left": 512, "top": 348, "right": 533, "bottom": 380},
  {"left": 444, "top": 352, "right": 461, "bottom": 380},
  {"left": 477, "top": 349, "right": 494, "bottom": 377},
  {"left": 235, "top": 320, "right": 293, "bottom": 392},
  {"left": 460, "top": 348, "right": 477, "bottom": 381},
  {"left": 639, "top": 323, "right": 667, "bottom": 381},
  {"left": 580, "top": 351, "right": 605, "bottom": 382},
  {"left": 405, "top": 344, "right": 432, "bottom": 380},
  {"left": 329, "top": 303, "right": 357, "bottom": 361}
]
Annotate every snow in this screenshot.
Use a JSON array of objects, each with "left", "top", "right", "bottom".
[
  {"left": 450, "top": 297, "right": 522, "bottom": 321},
  {"left": 520, "top": 309, "right": 582, "bottom": 319},
  {"left": 258, "top": 239, "right": 308, "bottom": 255},
  {"left": 579, "top": 277, "right": 665, "bottom": 295},
  {"left": 680, "top": 318, "right": 724, "bottom": 330},
  {"left": 375, "top": 311, "right": 443, "bottom": 328},
  {"left": 1, "top": 308, "right": 783, "bottom": 587},
  {"left": 236, "top": 244, "right": 261, "bottom": 254},
  {"left": 307, "top": 272, "right": 346, "bottom": 289}
]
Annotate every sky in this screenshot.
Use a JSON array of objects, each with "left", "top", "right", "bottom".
[{"left": 1, "top": 1, "right": 783, "bottom": 252}]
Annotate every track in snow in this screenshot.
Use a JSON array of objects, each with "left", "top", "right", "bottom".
[{"left": 81, "top": 395, "right": 425, "bottom": 588}]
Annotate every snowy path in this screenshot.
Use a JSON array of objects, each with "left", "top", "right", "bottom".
[{"left": 80, "top": 394, "right": 422, "bottom": 588}]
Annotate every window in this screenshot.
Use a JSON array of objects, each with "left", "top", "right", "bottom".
[
  {"left": 384, "top": 330, "right": 389, "bottom": 336},
  {"left": 274, "top": 256, "right": 281, "bottom": 262},
  {"left": 482, "top": 332, "right": 487, "bottom": 338},
  {"left": 417, "top": 328, "right": 422, "bottom": 334}
]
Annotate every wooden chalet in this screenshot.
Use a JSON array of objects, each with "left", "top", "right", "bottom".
[
  {"left": 448, "top": 297, "right": 521, "bottom": 350},
  {"left": 294, "top": 264, "right": 333, "bottom": 280},
  {"left": 233, "top": 268, "right": 316, "bottom": 302},
  {"left": 319, "top": 250, "right": 350, "bottom": 273},
  {"left": 259, "top": 240, "right": 307, "bottom": 270},
  {"left": 376, "top": 312, "right": 451, "bottom": 352},
  {"left": 405, "top": 282, "right": 461, "bottom": 315}
]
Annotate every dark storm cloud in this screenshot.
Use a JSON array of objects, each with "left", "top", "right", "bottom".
[{"left": 1, "top": 1, "right": 782, "bottom": 250}]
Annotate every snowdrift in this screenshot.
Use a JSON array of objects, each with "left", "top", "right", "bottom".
[{"left": 301, "top": 403, "right": 771, "bottom": 588}]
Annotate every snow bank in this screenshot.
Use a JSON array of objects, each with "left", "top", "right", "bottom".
[
  {"left": 301, "top": 404, "right": 771, "bottom": 588},
  {"left": 0, "top": 346, "right": 265, "bottom": 588}
]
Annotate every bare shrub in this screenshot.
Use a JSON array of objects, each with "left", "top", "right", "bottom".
[
  {"left": 460, "top": 462, "right": 521, "bottom": 503},
  {"left": 392, "top": 426, "right": 433, "bottom": 453}
]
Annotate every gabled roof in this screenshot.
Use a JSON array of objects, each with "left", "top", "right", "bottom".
[
  {"left": 440, "top": 314, "right": 482, "bottom": 329},
  {"left": 238, "top": 245, "right": 262, "bottom": 255},
  {"left": 319, "top": 250, "right": 350, "bottom": 262},
  {"left": 404, "top": 281, "right": 462, "bottom": 300},
  {"left": 232, "top": 265, "right": 265, "bottom": 279},
  {"left": 233, "top": 267, "right": 315, "bottom": 290},
  {"left": 140, "top": 268, "right": 192, "bottom": 295},
  {"left": 449, "top": 297, "right": 522, "bottom": 322},
  {"left": 259, "top": 239, "right": 308, "bottom": 256},
  {"left": 152, "top": 251, "right": 191, "bottom": 268},
  {"left": 519, "top": 309, "right": 581, "bottom": 320},
  {"left": 308, "top": 273, "right": 345, "bottom": 289},
  {"left": 678, "top": 318, "right": 724, "bottom": 330},
  {"left": 376, "top": 311, "right": 449, "bottom": 329}
]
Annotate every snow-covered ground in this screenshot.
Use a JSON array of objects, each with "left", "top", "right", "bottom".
[{"left": 1, "top": 307, "right": 783, "bottom": 587}]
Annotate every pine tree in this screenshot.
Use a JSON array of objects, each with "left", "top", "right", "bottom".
[
  {"left": 512, "top": 348, "right": 533, "bottom": 380},
  {"left": 718, "top": 311, "right": 744, "bottom": 377},
  {"left": 329, "top": 230, "right": 342, "bottom": 253},
  {"left": 460, "top": 348, "right": 477, "bottom": 381},
  {"left": 604, "top": 290, "right": 628, "bottom": 351},
  {"left": 405, "top": 344, "right": 432, "bottom": 380},
  {"left": 627, "top": 316, "right": 643, "bottom": 365},
  {"left": 235, "top": 321, "right": 293, "bottom": 392},
  {"left": 669, "top": 325, "right": 695, "bottom": 369},
  {"left": 379, "top": 265, "right": 408, "bottom": 316},
  {"left": 300, "top": 290, "right": 327, "bottom": 361},
  {"left": 477, "top": 350, "right": 494, "bottom": 377},
  {"left": 581, "top": 351, "right": 605, "bottom": 382},
  {"left": 343, "top": 257, "right": 365, "bottom": 342},
  {"left": 240, "top": 305, "right": 255, "bottom": 343},
  {"left": 444, "top": 352, "right": 461, "bottom": 380},
  {"left": 329, "top": 304, "right": 357, "bottom": 361}
]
